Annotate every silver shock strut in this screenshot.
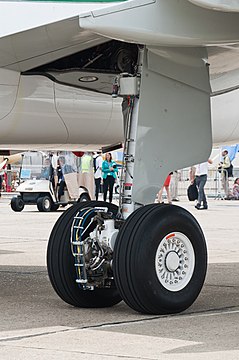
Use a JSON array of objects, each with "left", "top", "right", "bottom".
[{"left": 118, "top": 46, "right": 145, "bottom": 219}]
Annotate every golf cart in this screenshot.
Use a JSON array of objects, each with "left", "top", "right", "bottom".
[{"left": 10, "top": 151, "right": 91, "bottom": 212}]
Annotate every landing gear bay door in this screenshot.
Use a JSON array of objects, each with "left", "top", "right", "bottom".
[{"left": 133, "top": 47, "right": 212, "bottom": 204}]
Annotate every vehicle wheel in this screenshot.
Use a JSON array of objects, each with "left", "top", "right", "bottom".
[
  {"left": 113, "top": 204, "right": 207, "bottom": 314},
  {"left": 51, "top": 203, "right": 59, "bottom": 211},
  {"left": 47, "top": 201, "right": 122, "bottom": 308},
  {"left": 78, "top": 193, "right": 91, "bottom": 202},
  {"left": 37, "top": 196, "right": 52, "bottom": 212},
  {"left": 10, "top": 196, "right": 25, "bottom": 212}
]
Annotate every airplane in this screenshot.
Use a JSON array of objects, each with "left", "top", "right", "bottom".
[{"left": 1, "top": 0, "right": 239, "bottom": 315}]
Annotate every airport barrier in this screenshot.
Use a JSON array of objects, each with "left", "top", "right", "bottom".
[{"left": 176, "top": 167, "right": 239, "bottom": 199}]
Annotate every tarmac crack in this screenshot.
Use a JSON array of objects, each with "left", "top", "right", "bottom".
[
  {"left": 206, "top": 283, "right": 239, "bottom": 288},
  {"left": 80, "top": 306, "right": 239, "bottom": 330},
  {"left": 0, "top": 307, "right": 239, "bottom": 356},
  {"left": 0, "top": 270, "right": 47, "bottom": 275},
  {"left": 0, "top": 328, "right": 73, "bottom": 343},
  {"left": 0, "top": 238, "right": 48, "bottom": 243}
]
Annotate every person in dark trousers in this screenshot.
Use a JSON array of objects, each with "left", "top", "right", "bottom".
[
  {"left": 195, "top": 159, "right": 212, "bottom": 210},
  {"left": 93, "top": 152, "right": 103, "bottom": 201},
  {"left": 0, "top": 174, "right": 2, "bottom": 196},
  {"left": 57, "top": 157, "right": 66, "bottom": 201},
  {"left": 102, "top": 152, "right": 118, "bottom": 203}
]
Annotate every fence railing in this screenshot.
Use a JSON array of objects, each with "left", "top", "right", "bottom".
[{"left": 175, "top": 167, "right": 238, "bottom": 198}]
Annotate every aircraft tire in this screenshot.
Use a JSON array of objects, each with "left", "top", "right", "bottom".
[
  {"left": 47, "top": 201, "right": 122, "bottom": 308},
  {"left": 113, "top": 204, "right": 207, "bottom": 314},
  {"left": 10, "top": 196, "right": 25, "bottom": 212},
  {"left": 37, "top": 196, "right": 52, "bottom": 212}
]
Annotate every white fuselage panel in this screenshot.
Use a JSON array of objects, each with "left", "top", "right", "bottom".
[{"left": 0, "top": 71, "right": 123, "bottom": 150}]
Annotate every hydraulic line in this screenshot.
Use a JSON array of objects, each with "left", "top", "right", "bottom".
[{"left": 71, "top": 207, "right": 96, "bottom": 287}]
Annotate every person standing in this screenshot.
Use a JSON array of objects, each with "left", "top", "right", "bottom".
[
  {"left": 170, "top": 170, "right": 180, "bottom": 201},
  {"left": 195, "top": 159, "right": 212, "bottom": 210},
  {"left": 0, "top": 175, "right": 2, "bottom": 196},
  {"left": 218, "top": 149, "right": 231, "bottom": 198},
  {"left": 189, "top": 166, "right": 196, "bottom": 184},
  {"left": 232, "top": 177, "right": 239, "bottom": 199},
  {"left": 102, "top": 153, "right": 118, "bottom": 203},
  {"left": 93, "top": 152, "right": 103, "bottom": 201},
  {"left": 57, "top": 157, "right": 66, "bottom": 201},
  {"left": 79, "top": 152, "right": 94, "bottom": 199},
  {"left": 157, "top": 173, "right": 172, "bottom": 204}
]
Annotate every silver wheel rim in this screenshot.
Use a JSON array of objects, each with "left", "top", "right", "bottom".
[
  {"left": 44, "top": 198, "right": 51, "bottom": 210},
  {"left": 155, "top": 232, "right": 195, "bottom": 292}
]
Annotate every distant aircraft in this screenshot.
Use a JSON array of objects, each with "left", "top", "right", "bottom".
[{"left": 1, "top": 0, "right": 239, "bottom": 314}]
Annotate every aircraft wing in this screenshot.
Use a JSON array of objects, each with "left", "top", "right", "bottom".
[
  {"left": 0, "top": 6, "right": 108, "bottom": 72},
  {"left": 2, "top": 0, "right": 239, "bottom": 151},
  {"left": 0, "top": 12, "right": 119, "bottom": 93},
  {"left": 0, "top": 2, "right": 128, "bottom": 151},
  {"left": 2, "top": 0, "right": 239, "bottom": 94}
]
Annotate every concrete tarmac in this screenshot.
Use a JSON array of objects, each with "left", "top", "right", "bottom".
[{"left": 0, "top": 195, "right": 239, "bottom": 359}]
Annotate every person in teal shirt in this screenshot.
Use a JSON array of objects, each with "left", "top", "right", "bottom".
[{"left": 102, "top": 152, "right": 118, "bottom": 203}]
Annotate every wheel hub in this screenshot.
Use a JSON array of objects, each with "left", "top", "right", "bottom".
[
  {"left": 155, "top": 232, "right": 195, "bottom": 292},
  {"left": 165, "top": 251, "right": 180, "bottom": 272},
  {"left": 44, "top": 199, "right": 50, "bottom": 209}
]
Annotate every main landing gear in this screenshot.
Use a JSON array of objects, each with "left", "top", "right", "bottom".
[
  {"left": 47, "top": 200, "right": 207, "bottom": 314},
  {"left": 47, "top": 46, "right": 208, "bottom": 314}
]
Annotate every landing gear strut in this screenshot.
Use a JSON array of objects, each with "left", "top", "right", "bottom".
[{"left": 47, "top": 45, "right": 208, "bottom": 314}]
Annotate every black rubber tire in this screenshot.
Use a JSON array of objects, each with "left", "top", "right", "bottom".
[
  {"left": 51, "top": 203, "right": 59, "bottom": 211},
  {"left": 47, "top": 201, "right": 122, "bottom": 308},
  {"left": 37, "top": 196, "right": 52, "bottom": 212},
  {"left": 79, "top": 193, "right": 91, "bottom": 202},
  {"left": 113, "top": 204, "right": 207, "bottom": 315},
  {"left": 10, "top": 196, "right": 25, "bottom": 212}
]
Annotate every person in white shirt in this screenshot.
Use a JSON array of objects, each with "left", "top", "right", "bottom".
[
  {"left": 195, "top": 159, "right": 212, "bottom": 210},
  {"left": 93, "top": 152, "right": 103, "bottom": 201},
  {"left": 218, "top": 149, "right": 231, "bottom": 197}
]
